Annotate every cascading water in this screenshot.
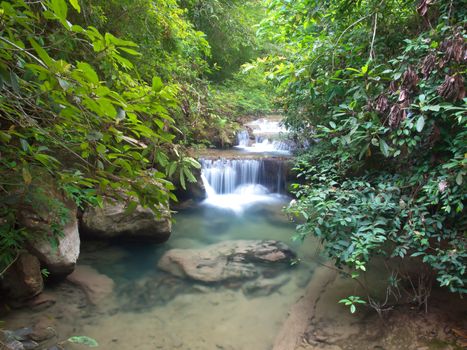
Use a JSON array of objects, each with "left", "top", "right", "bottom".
[
  {"left": 200, "top": 158, "right": 287, "bottom": 213},
  {"left": 235, "top": 118, "right": 295, "bottom": 154},
  {"left": 237, "top": 130, "right": 250, "bottom": 147}
]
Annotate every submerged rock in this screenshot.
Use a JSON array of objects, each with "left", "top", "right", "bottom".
[
  {"left": 30, "top": 317, "right": 57, "bottom": 343},
  {"left": 158, "top": 240, "right": 295, "bottom": 283},
  {"left": 3, "top": 340, "right": 25, "bottom": 350},
  {"left": 242, "top": 274, "right": 291, "bottom": 297},
  {"left": 81, "top": 200, "right": 171, "bottom": 242},
  {"left": 1, "top": 253, "right": 43, "bottom": 300},
  {"left": 117, "top": 275, "right": 199, "bottom": 311},
  {"left": 66, "top": 265, "right": 114, "bottom": 305},
  {"left": 27, "top": 293, "right": 56, "bottom": 311}
]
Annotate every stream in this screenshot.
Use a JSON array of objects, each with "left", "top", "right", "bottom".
[
  {"left": 4, "top": 118, "right": 465, "bottom": 350},
  {"left": 4, "top": 118, "right": 323, "bottom": 350}
]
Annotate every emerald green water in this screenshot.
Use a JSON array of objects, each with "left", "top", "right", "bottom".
[
  {"left": 75, "top": 199, "right": 319, "bottom": 350},
  {"left": 5, "top": 197, "right": 320, "bottom": 350}
]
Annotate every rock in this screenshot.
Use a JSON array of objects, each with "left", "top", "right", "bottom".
[
  {"left": 10, "top": 328, "right": 33, "bottom": 341},
  {"left": 3, "top": 340, "right": 25, "bottom": 350},
  {"left": 173, "top": 167, "right": 206, "bottom": 203},
  {"left": 66, "top": 265, "right": 114, "bottom": 305},
  {"left": 30, "top": 317, "right": 57, "bottom": 342},
  {"left": 81, "top": 200, "right": 171, "bottom": 242},
  {"left": 21, "top": 340, "right": 39, "bottom": 350},
  {"left": 158, "top": 240, "right": 295, "bottom": 283},
  {"left": 22, "top": 194, "right": 80, "bottom": 276},
  {"left": 242, "top": 274, "right": 290, "bottom": 297},
  {"left": 118, "top": 275, "right": 194, "bottom": 311},
  {"left": 27, "top": 293, "right": 56, "bottom": 311},
  {"left": 1, "top": 253, "right": 43, "bottom": 300}
]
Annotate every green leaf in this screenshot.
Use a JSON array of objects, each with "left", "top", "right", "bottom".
[
  {"left": 29, "top": 38, "right": 54, "bottom": 67},
  {"left": 10, "top": 71, "right": 19, "bottom": 93},
  {"left": 180, "top": 170, "right": 186, "bottom": 189},
  {"left": 50, "top": 0, "right": 68, "bottom": 21},
  {"left": 118, "top": 47, "right": 141, "bottom": 56},
  {"left": 152, "top": 77, "right": 163, "bottom": 92},
  {"left": 77, "top": 62, "right": 99, "bottom": 83},
  {"left": 350, "top": 304, "right": 356, "bottom": 313},
  {"left": 421, "top": 105, "right": 440, "bottom": 112},
  {"left": 68, "top": 0, "right": 81, "bottom": 12},
  {"left": 456, "top": 172, "right": 463, "bottom": 186},
  {"left": 67, "top": 336, "right": 99, "bottom": 347},
  {"left": 20, "top": 139, "right": 29, "bottom": 152},
  {"left": 416, "top": 115, "right": 425, "bottom": 132},
  {"left": 104, "top": 33, "right": 138, "bottom": 47},
  {"left": 379, "top": 139, "right": 389, "bottom": 157},
  {"left": 124, "top": 201, "right": 138, "bottom": 215},
  {"left": 0, "top": 131, "right": 12, "bottom": 143}
]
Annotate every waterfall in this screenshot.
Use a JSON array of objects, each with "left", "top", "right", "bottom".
[
  {"left": 200, "top": 158, "right": 285, "bottom": 195},
  {"left": 234, "top": 118, "right": 295, "bottom": 154},
  {"left": 237, "top": 130, "right": 250, "bottom": 147}
]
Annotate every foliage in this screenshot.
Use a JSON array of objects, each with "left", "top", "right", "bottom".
[
  {"left": 0, "top": 0, "right": 203, "bottom": 270},
  {"left": 180, "top": 0, "right": 266, "bottom": 81},
  {"left": 0, "top": 0, "right": 273, "bottom": 272},
  {"left": 339, "top": 295, "right": 367, "bottom": 314},
  {"left": 260, "top": 0, "right": 467, "bottom": 303}
]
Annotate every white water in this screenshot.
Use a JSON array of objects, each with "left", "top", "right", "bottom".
[
  {"left": 200, "top": 158, "right": 286, "bottom": 214},
  {"left": 237, "top": 130, "right": 250, "bottom": 147},
  {"left": 235, "top": 118, "right": 294, "bottom": 154}
]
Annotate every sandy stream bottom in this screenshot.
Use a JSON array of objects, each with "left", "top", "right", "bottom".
[{"left": 3, "top": 265, "right": 310, "bottom": 350}]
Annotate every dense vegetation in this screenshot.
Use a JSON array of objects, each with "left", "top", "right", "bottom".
[{"left": 257, "top": 0, "right": 466, "bottom": 309}]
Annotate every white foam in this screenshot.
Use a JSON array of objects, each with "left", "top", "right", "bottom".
[{"left": 201, "top": 184, "right": 284, "bottom": 214}]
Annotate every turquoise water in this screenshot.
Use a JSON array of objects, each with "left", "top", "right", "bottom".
[{"left": 67, "top": 198, "right": 320, "bottom": 350}]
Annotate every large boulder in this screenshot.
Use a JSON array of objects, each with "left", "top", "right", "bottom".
[
  {"left": 18, "top": 190, "right": 80, "bottom": 276},
  {"left": 1, "top": 253, "right": 43, "bottom": 300},
  {"left": 25, "top": 204, "right": 80, "bottom": 276},
  {"left": 158, "top": 240, "right": 295, "bottom": 283},
  {"left": 81, "top": 200, "right": 171, "bottom": 242}
]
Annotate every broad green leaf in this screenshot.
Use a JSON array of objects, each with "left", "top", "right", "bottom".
[
  {"left": 379, "top": 139, "right": 389, "bottom": 157},
  {"left": 68, "top": 0, "right": 81, "bottom": 12},
  {"left": 152, "top": 77, "right": 163, "bottom": 92},
  {"left": 77, "top": 62, "right": 99, "bottom": 83},
  {"left": 50, "top": 0, "right": 68, "bottom": 21},
  {"left": 104, "top": 33, "right": 138, "bottom": 47},
  {"left": 29, "top": 38, "right": 54, "bottom": 67},
  {"left": 416, "top": 115, "right": 425, "bottom": 132},
  {"left": 456, "top": 172, "right": 463, "bottom": 185},
  {"left": 118, "top": 47, "right": 141, "bottom": 56},
  {"left": 421, "top": 105, "right": 440, "bottom": 112}
]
